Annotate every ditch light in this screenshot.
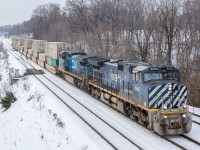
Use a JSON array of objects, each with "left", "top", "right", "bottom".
[{"left": 168, "top": 84, "right": 173, "bottom": 91}]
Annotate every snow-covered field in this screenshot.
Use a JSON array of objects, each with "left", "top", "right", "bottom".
[{"left": 0, "top": 37, "right": 200, "bottom": 150}]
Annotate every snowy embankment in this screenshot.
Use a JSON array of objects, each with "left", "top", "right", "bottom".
[{"left": 0, "top": 38, "right": 109, "bottom": 150}]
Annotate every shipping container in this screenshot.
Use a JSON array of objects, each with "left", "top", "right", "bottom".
[
  {"left": 28, "top": 49, "right": 33, "bottom": 55},
  {"left": 17, "top": 38, "right": 25, "bottom": 47},
  {"left": 39, "top": 53, "right": 46, "bottom": 62},
  {"left": 46, "top": 56, "right": 51, "bottom": 65},
  {"left": 17, "top": 45, "right": 20, "bottom": 51},
  {"left": 23, "top": 51, "right": 27, "bottom": 57},
  {"left": 32, "top": 40, "right": 47, "bottom": 52},
  {"left": 24, "top": 48, "right": 28, "bottom": 53},
  {"left": 51, "top": 58, "right": 59, "bottom": 67},
  {"left": 38, "top": 59, "right": 45, "bottom": 68},
  {"left": 12, "top": 37, "right": 21, "bottom": 50},
  {"left": 45, "top": 63, "right": 57, "bottom": 74},
  {"left": 20, "top": 46, "right": 24, "bottom": 51},
  {"left": 19, "top": 49, "right": 23, "bottom": 54},
  {"left": 46, "top": 42, "right": 71, "bottom": 59},
  {"left": 27, "top": 54, "right": 32, "bottom": 59},
  {"left": 24, "top": 39, "right": 33, "bottom": 52},
  {"left": 32, "top": 50, "right": 39, "bottom": 58},
  {"left": 31, "top": 56, "right": 37, "bottom": 63}
]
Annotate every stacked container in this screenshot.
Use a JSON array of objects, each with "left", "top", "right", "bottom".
[
  {"left": 12, "top": 37, "right": 20, "bottom": 50},
  {"left": 23, "top": 39, "right": 33, "bottom": 57},
  {"left": 27, "top": 49, "right": 33, "bottom": 59},
  {"left": 37, "top": 53, "right": 46, "bottom": 67},
  {"left": 31, "top": 40, "right": 47, "bottom": 63},
  {"left": 19, "top": 38, "right": 25, "bottom": 53},
  {"left": 24, "top": 39, "right": 32, "bottom": 52},
  {"left": 45, "top": 42, "right": 71, "bottom": 74}
]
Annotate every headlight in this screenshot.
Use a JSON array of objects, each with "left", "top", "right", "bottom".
[
  {"left": 182, "top": 103, "right": 187, "bottom": 109},
  {"left": 182, "top": 114, "right": 186, "bottom": 118},
  {"left": 163, "top": 104, "right": 167, "bottom": 110},
  {"left": 168, "top": 84, "right": 172, "bottom": 91},
  {"left": 163, "top": 115, "right": 167, "bottom": 119}
]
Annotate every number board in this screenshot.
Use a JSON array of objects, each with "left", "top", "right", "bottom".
[{"left": 149, "top": 67, "right": 159, "bottom": 71}]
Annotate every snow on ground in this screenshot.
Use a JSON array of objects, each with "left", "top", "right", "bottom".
[
  {"left": 190, "top": 106, "right": 200, "bottom": 116},
  {"left": 0, "top": 38, "right": 111, "bottom": 150}
]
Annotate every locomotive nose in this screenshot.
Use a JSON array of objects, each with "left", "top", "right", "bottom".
[{"left": 148, "top": 83, "right": 187, "bottom": 109}]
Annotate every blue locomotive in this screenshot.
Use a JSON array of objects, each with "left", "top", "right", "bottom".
[{"left": 58, "top": 52, "right": 192, "bottom": 135}]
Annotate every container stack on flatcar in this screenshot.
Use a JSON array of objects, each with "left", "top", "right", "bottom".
[
  {"left": 19, "top": 38, "right": 25, "bottom": 53},
  {"left": 23, "top": 39, "right": 33, "bottom": 57},
  {"left": 45, "top": 42, "right": 71, "bottom": 74},
  {"left": 27, "top": 48, "right": 33, "bottom": 59},
  {"left": 12, "top": 37, "right": 21, "bottom": 50},
  {"left": 31, "top": 40, "right": 47, "bottom": 63},
  {"left": 38, "top": 53, "right": 46, "bottom": 67}
]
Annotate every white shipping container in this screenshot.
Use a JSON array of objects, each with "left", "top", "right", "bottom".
[
  {"left": 23, "top": 52, "right": 27, "bottom": 56},
  {"left": 38, "top": 60, "right": 45, "bottom": 68},
  {"left": 46, "top": 42, "right": 71, "bottom": 59},
  {"left": 27, "top": 54, "right": 31, "bottom": 59},
  {"left": 24, "top": 48, "right": 28, "bottom": 52},
  {"left": 32, "top": 40, "right": 47, "bottom": 52},
  {"left": 31, "top": 56, "right": 37, "bottom": 63},
  {"left": 20, "top": 38, "right": 25, "bottom": 46},
  {"left": 28, "top": 49, "right": 33, "bottom": 55},
  {"left": 46, "top": 56, "right": 51, "bottom": 65},
  {"left": 32, "top": 50, "right": 39, "bottom": 58},
  {"left": 39, "top": 53, "right": 46, "bottom": 62},
  {"left": 24, "top": 39, "right": 33, "bottom": 50},
  {"left": 20, "top": 46, "right": 24, "bottom": 51}
]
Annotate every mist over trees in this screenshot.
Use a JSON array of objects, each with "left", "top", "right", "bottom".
[{"left": 1, "top": 0, "right": 200, "bottom": 106}]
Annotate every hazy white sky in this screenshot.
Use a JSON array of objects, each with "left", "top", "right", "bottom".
[{"left": 0, "top": 0, "right": 66, "bottom": 26}]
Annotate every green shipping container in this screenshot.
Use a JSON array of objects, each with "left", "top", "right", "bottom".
[{"left": 51, "top": 58, "right": 59, "bottom": 67}]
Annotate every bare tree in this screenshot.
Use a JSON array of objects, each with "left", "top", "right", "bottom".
[{"left": 157, "top": 0, "right": 182, "bottom": 65}]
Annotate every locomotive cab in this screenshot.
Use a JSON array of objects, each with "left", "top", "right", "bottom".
[{"left": 139, "top": 66, "right": 192, "bottom": 135}]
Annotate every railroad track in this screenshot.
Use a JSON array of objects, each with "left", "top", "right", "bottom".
[
  {"left": 5, "top": 42, "right": 200, "bottom": 150},
  {"left": 5, "top": 43, "right": 142, "bottom": 150},
  {"left": 190, "top": 111, "right": 200, "bottom": 125},
  {"left": 192, "top": 112, "right": 200, "bottom": 118},
  {"left": 164, "top": 135, "right": 200, "bottom": 150}
]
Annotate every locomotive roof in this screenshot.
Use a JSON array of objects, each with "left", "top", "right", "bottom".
[
  {"left": 104, "top": 59, "right": 123, "bottom": 67},
  {"left": 132, "top": 66, "right": 149, "bottom": 73},
  {"left": 67, "top": 51, "right": 86, "bottom": 56},
  {"left": 88, "top": 57, "right": 109, "bottom": 66},
  {"left": 78, "top": 55, "right": 97, "bottom": 63}
]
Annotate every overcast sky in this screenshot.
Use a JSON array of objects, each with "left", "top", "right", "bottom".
[{"left": 0, "top": 0, "right": 66, "bottom": 26}]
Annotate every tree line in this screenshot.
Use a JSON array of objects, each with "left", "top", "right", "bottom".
[{"left": 1, "top": 0, "right": 200, "bottom": 106}]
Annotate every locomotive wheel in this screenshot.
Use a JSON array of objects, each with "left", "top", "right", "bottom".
[
  {"left": 123, "top": 102, "right": 131, "bottom": 116},
  {"left": 91, "top": 88, "right": 95, "bottom": 97},
  {"left": 74, "top": 79, "right": 79, "bottom": 87},
  {"left": 95, "top": 89, "right": 101, "bottom": 100}
]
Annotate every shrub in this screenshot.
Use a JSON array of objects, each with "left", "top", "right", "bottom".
[{"left": 0, "top": 92, "right": 16, "bottom": 111}]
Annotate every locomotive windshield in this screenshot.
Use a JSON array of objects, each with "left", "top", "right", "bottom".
[
  {"left": 144, "top": 72, "right": 178, "bottom": 82},
  {"left": 144, "top": 73, "right": 162, "bottom": 82}
]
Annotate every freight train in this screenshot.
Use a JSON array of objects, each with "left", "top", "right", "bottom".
[{"left": 12, "top": 36, "right": 192, "bottom": 135}]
